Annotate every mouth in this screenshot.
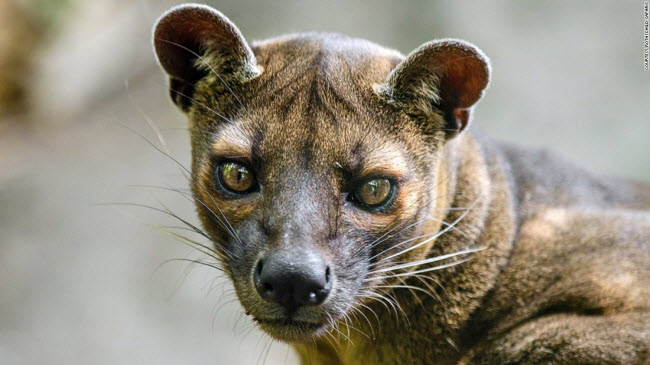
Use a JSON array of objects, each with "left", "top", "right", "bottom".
[{"left": 253, "top": 317, "right": 326, "bottom": 342}]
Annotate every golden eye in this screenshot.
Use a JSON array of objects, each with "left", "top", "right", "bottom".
[
  {"left": 355, "top": 178, "right": 393, "bottom": 207},
  {"left": 218, "top": 161, "right": 256, "bottom": 193}
]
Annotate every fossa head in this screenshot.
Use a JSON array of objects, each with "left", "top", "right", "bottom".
[{"left": 153, "top": 3, "right": 489, "bottom": 342}]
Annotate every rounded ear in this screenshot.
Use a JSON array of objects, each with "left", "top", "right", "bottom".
[
  {"left": 375, "top": 39, "right": 490, "bottom": 138},
  {"left": 152, "top": 4, "right": 260, "bottom": 111}
]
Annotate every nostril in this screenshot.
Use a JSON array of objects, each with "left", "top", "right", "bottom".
[
  {"left": 254, "top": 259, "right": 276, "bottom": 301},
  {"left": 256, "top": 260, "right": 263, "bottom": 276},
  {"left": 325, "top": 266, "right": 331, "bottom": 283},
  {"left": 302, "top": 265, "right": 332, "bottom": 306},
  {"left": 262, "top": 282, "right": 273, "bottom": 296}
]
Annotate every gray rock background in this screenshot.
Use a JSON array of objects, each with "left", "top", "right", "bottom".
[{"left": 1, "top": 0, "right": 648, "bottom": 364}]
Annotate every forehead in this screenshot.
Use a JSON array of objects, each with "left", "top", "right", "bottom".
[{"left": 225, "top": 35, "right": 412, "bottom": 169}]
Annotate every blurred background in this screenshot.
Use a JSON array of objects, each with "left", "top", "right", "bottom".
[{"left": 1, "top": 0, "right": 648, "bottom": 364}]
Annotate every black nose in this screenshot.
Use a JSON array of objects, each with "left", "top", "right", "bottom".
[{"left": 254, "top": 249, "right": 332, "bottom": 312}]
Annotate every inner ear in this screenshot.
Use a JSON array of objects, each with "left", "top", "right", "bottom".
[
  {"left": 376, "top": 39, "right": 490, "bottom": 138},
  {"left": 153, "top": 4, "right": 260, "bottom": 110}
]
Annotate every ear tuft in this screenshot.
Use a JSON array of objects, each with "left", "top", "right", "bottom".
[
  {"left": 152, "top": 4, "right": 259, "bottom": 110},
  {"left": 376, "top": 39, "right": 490, "bottom": 138}
]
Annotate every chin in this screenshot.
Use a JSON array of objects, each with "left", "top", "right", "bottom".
[{"left": 254, "top": 317, "right": 330, "bottom": 342}]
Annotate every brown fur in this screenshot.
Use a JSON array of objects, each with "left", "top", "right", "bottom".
[{"left": 153, "top": 5, "right": 650, "bottom": 364}]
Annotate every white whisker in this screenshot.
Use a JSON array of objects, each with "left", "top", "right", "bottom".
[
  {"left": 376, "top": 196, "right": 482, "bottom": 263},
  {"left": 365, "top": 257, "right": 472, "bottom": 282},
  {"left": 367, "top": 246, "right": 485, "bottom": 275}
]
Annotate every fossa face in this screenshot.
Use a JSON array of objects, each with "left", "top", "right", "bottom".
[{"left": 153, "top": 4, "right": 489, "bottom": 342}]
